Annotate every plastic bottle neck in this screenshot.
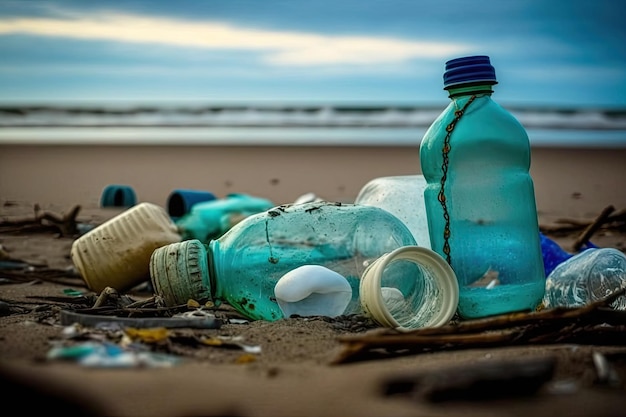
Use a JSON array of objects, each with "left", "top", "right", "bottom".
[{"left": 445, "top": 83, "right": 494, "bottom": 100}]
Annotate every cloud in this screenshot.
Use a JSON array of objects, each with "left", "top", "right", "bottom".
[
  {"left": 507, "top": 64, "right": 625, "bottom": 82},
  {"left": 0, "top": 13, "right": 471, "bottom": 66}
]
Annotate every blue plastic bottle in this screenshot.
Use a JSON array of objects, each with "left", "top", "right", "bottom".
[{"left": 419, "top": 55, "right": 545, "bottom": 319}]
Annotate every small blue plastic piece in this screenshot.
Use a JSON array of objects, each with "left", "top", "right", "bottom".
[
  {"left": 100, "top": 184, "right": 137, "bottom": 208},
  {"left": 539, "top": 232, "right": 598, "bottom": 277},
  {"left": 167, "top": 189, "right": 217, "bottom": 218}
]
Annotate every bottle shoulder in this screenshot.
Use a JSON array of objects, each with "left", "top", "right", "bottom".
[{"left": 421, "top": 96, "right": 527, "bottom": 148}]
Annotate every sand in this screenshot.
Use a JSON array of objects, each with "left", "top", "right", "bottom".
[
  {"left": 2, "top": 144, "right": 626, "bottom": 220},
  {"left": 1, "top": 143, "right": 626, "bottom": 416}
]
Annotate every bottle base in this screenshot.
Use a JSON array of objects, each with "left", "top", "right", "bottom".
[{"left": 457, "top": 281, "right": 545, "bottom": 319}]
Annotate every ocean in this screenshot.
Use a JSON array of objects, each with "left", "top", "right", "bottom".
[
  {"left": 1, "top": 103, "right": 625, "bottom": 216},
  {"left": 1, "top": 104, "right": 625, "bottom": 147}
]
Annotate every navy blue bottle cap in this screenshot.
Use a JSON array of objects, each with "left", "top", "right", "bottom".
[{"left": 443, "top": 55, "right": 498, "bottom": 90}]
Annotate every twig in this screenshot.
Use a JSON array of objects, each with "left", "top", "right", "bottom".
[
  {"left": 92, "top": 286, "right": 119, "bottom": 308},
  {"left": 0, "top": 204, "right": 82, "bottom": 237},
  {"left": 34, "top": 204, "right": 81, "bottom": 236},
  {"left": 540, "top": 207, "right": 626, "bottom": 236},
  {"left": 332, "top": 289, "right": 626, "bottom": 365},
  {"left": 572, "top": 205, "right": 615, "bottom": 251}
]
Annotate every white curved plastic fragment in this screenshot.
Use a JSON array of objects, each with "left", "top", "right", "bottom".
[{"left": 274, "top": 265, "right": 352, "bottom": 318}]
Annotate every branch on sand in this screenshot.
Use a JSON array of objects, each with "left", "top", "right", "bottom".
[
  {"left": 539, "top": 204, "right": 625, "bottom": 239},
  {"left": 572, "top": 205, "right": 616, "bottom": 251},
  {"left": 332, "top": 288, "right": 626, "bottom": 365},
  {"left": 0, "top": 204, "right": 81, "bottom": 237}
]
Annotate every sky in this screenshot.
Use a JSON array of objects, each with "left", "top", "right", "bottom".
[{"left": 0, "top": 0, "right": 625, "bottom": 108}]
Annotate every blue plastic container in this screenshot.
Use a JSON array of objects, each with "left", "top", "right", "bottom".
[
  {"left": 167, "top": 189, "right": 217, "bottom": 219},
  {"left": 100, "top": 184, "right": 137, "bottom": 208}
]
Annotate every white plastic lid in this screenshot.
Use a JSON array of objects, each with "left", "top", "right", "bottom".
[{"left": 360, "top": 246, "right": 459, "bottom": 332}]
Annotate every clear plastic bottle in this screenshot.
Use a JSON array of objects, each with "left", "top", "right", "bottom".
[
  {"left": 150, "top": 201, "right": 457, "bottom": 326},
  {"left": 419, "top": 55, "right": 545, "bottom": 319},
  {"left": 543, "top": 248, "right": 626, "bottom": 310},
  {"left": 355, "top": 175, "right": 431, "bottom": 249},
  {"left": 539, "top": 232, "right": 597, "bottom": 277}
]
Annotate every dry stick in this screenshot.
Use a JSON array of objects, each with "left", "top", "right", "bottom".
[
  {"left": 341, "top": 288, "right": 625, "bottom": 341},
  {"left": 34, "top": 204, "right": 82, "bottom": 236},
  {"left": 572, "top": 205, "right": 615, "bottom": 251},
  {"left": 540, "top": 207, "right": 626, "bottom": 235},
  {"left": 92, "top": 286, "right": 119, "bottom": 308},
  {"left": 125, "top": 296, "right": 157, "bottom": 309},
  {"left": 0, "top": 204, "right": 82, "bottom": 236},
  {"left": 552, "top": 209, "right": 625, "bottom": 226},
  {"left": 332, "top": 289, "right": 626, "bottom": 364}
]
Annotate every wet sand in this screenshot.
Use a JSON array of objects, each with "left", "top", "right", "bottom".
[{"left": 1, "top": 144, "right": 625, "bottom": 223}]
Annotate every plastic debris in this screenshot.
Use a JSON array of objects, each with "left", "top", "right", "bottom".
[
  {"left": 60, "top": 309, "right": 222, "bottom": 329},
  {"left": 47, "top": 341, "right": 181, "bottom": 368}
]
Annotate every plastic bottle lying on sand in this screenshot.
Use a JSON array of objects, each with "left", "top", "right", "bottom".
[
  {"left": 539, "top": 232, "right": 597, "bottom": 277},
  {"left": 174, "top": 193, "right": 274, "bottom": 241},
  {"left": 150, "top": 201, "right": 459, "bottom": 330},
  {"left": 71, "top": 202, "right": 182, "bottom": 293},
  {"left": 543, "top": 247, "right": 626, "bottom": 310}
]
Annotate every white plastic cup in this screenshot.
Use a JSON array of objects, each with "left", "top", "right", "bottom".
[
  {"left": 71, "top": 202, "right": 182, "bottom": 293},
  {"left": 360, "top": 246, "right": 459, "bottom": 331}
]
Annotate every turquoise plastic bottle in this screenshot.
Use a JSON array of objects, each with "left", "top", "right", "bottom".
[
  {"left": 150, "top": 201, "right": 420, "bottom": 321},
  {"left": 174, "top": 193, "right": 275, "bottom": 241},
  {"left": 419, "top": 55, "right": 545, "bottom": 319}
]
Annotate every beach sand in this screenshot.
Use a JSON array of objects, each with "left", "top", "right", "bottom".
[
  {"left": 1, "top": 143, "right": 625, "bottom": 416},
  {"left": 2, "top": 144, "right": 625, "bottom": 219}
]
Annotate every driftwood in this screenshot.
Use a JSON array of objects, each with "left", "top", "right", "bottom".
[
  {"left": 572, "top": 205, "right": 615, "bottom": 251},
  {"left": 0, "top": 204, "right": 82, "bottom": 237},
  {"left": 539, "top": 205, "right": 626, "bottom": 238},
  {"left": 332, "top": 288, "right": 626, "bottom": 365}
]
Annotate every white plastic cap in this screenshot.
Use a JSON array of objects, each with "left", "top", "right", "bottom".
[{"left": 360, "top": 246, "right": 459, "bottom": 332}]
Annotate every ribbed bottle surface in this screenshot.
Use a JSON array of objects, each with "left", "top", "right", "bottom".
[
  {"left": 420, "top": 82, "right": 545, "bottom": 319},
  {"left": 71, "top": 202, "right": 181, "bottom": 292},
  {"left": 543, "top": 248, "right": 626, "bottom": 310},
  {"left": 150, "top": 239, "right": 210, "bottom": 307}
]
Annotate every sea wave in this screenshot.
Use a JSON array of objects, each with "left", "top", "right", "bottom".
[{"left": 1, "top": 105, "right": 626, "bottom": 130}]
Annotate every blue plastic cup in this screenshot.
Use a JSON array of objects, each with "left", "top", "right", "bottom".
[
  {"left": 167, "top": 189, "right": 217, "bottom": 218},
  {"left": 100, "top": 184, "right": 137, "bottom": 208}
]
